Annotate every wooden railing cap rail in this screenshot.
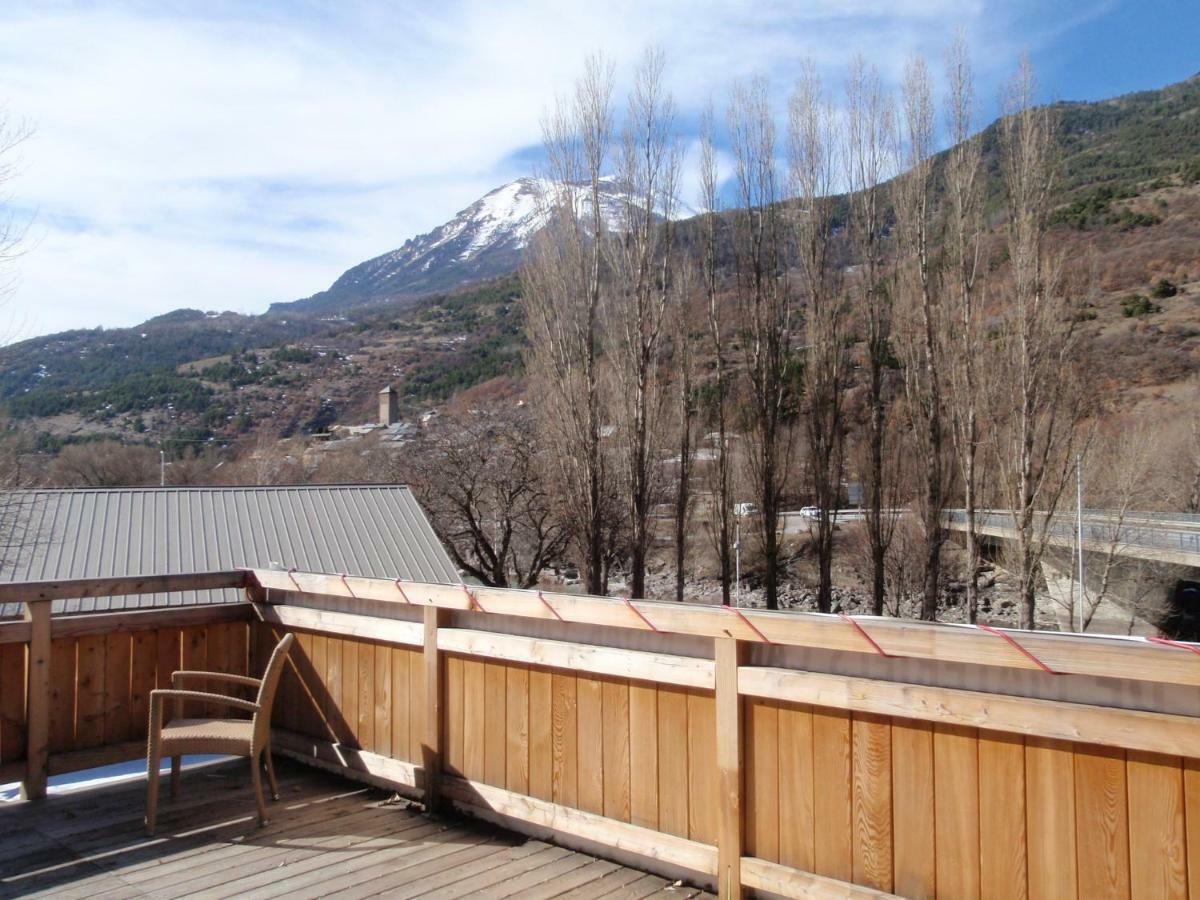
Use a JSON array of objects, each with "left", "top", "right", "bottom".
[
  {"left": 251, "top": 567, "right": 1200, "bottom": 688},
  {"left": 0, "top": 570, "right": 250, "bottom": 604}
]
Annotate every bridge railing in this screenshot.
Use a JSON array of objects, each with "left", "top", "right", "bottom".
[{"left": 944, "top": 508, "right": 1200, "bottom": 557}]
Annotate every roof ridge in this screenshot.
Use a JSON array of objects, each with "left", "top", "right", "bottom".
[{"left": 2, "top": 483, "right": 413, "bottom": 494}]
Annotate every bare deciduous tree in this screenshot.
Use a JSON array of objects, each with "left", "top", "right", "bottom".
[
  {"left": 895, "top": 56, "right": 951, "bottom": 621},
  {"left": 989, "top": 58, "right": 1087, "bottom": 628},
  {"left": 523, "top": 54, "right": 616, "bottom": 595},
  {"left": 699, "top": 102, "right": 735, "bottom": 605},
  {"left": 730, "top": 77, "right": 793, "bottom": 610},
  {"left": 670, "top": 263, "right": 700, "bottom": 603},
  {"left": 844, "top": 57, "right": 897, "bottom": 615},
  {"left": 790, "top": 64, "right": 843, "bottom": 613},
  {"left": 0, "top": 106, "right": 30, "bottom": 306},
  {"left": 402, "top": 407, "right": 570, "bottom": 588},
  {"left": 605, "top": 48, "right": 680, "bottom": 599},
  {"left": 942, "top": 35, "right": 987, "bottom": 622},
  {"left": 48, "top": 441, "right": 160, "bottom": 487}
]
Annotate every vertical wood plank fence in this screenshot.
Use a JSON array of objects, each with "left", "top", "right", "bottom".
[{"left": 0, "top": 568, "right": 1198, "bottom": 899}]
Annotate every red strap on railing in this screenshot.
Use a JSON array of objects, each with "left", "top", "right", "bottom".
[
  {"left": 393, "top": 578, "right": 411, "bottom": 604},
  {"left": 537, "top": 590, "right": 564, "bottom": 621},
  {"left": 622, "top": 597, "right": 659, "bottom": 632},
  {"left": 726, "top": 605, "right": 772, "bottom": 643},
  {"left": 839, "top": 613, "right": 890, "bottom": 658},
  {"left": 1145, "top": 636, "right": 1200, "bottom": 656},
  {"left": 976, "top": 623, "right": 1058, "bottom": 674},
  {"left": 463, "top": 584, "right": 483, "bottom": 612},
  {"left": 286, "top": 567, "right": 302, "bottom": 592},
  {"left": 339, "top": 573, "right": 357, "bottom": 598}
]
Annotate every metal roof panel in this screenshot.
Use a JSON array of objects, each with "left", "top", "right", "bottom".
[{"left": 0, "top": 485, "right": 460, "bottom": 616}]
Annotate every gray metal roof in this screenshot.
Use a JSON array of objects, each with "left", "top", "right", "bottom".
[{"left": 0, "top": 485, "right": 460, "bottom": 616}]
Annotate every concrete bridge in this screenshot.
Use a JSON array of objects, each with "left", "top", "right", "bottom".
[
  {"left": 944, "top": 508, "right": 1200, "bottom": 567},
  {"left": 944, "top": 508, "right": 1200, "bottom": 634}
]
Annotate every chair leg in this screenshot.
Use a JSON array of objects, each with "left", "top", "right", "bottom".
[
  {"left": 146, "top": 751, "right": 161, "bottom": 835},
  {"left": 170, "top": 755, "right": 181, "bottom": 800},
  {"left": 264, "top": 747, "right": 280, "bottom": 801},
  {"left": 251, "top": 754, "right": 269, "bottom": 826}
]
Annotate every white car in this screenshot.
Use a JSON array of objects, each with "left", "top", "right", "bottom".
[
  {"left": 734, "top": 502, "right": 758, "bottom": 517},
  {"left": 799, "top": 506, "right": 821, "bottom": 520}
]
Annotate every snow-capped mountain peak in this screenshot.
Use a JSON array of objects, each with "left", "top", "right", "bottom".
[{"left": 274, "top": 177, "right": 671, "bottom": 315}]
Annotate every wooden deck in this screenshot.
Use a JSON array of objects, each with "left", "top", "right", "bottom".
[{"left": 0, "top": 758, "right": 714, "bottom": 899}]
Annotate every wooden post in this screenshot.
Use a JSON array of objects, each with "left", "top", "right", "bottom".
[
  {"left": 22, "top": 601, "right": 51, "bottom": 800},
  {"left": 422, "top": 605, "right": 447, "bottom": 813},
  {"left": 715, "top": 637, "right": 745, "bottom": 898}
]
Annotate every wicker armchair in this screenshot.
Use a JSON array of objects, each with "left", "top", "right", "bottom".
[{"left": 145, "top": 632, "right": 294, "bottom": 834}]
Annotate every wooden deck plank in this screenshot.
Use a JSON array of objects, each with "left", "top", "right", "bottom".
[
  {"left": 247, "top": 824, "right": 495, "bottom": 900},
  {"left": 0, "top": 768, "right": 347, "bottom": 877},
  {"left": 517, "top": 856, "right": 626, "bottom": 898},
  {"left": 22, "top": 784, "right": 381, "bottom": 896},
  {"left": 0, "top": 763, "right": 332, "bottom": 853},
  {"left": 415, "top": 842, "right": 572, "bottom": 898},
  {"left": 313, "top": 834, "right": 516, "bottom": 899},
  {"left": 176, "top": 817, "right": 448, "bottom": 900},
  {"left": 0, "top": 756, "right": 709, "bottom": 900},
  {"left": 118, "top": 793, "right": 390, "bottom": 887},
  {"left": 597, "top": 871, "right": 677, "bottom": 899},
  {"left": 166, "top": 815, "right": 444, "bottom": 898},
  {"left": 470, "top": 851, "right": 597, "bottom": 898},
  {"left": 0, "top": 763, "right": 340, "bottom": 845},
  {"left": 556, "top": 861, "right": 655, "bottom": 898}
]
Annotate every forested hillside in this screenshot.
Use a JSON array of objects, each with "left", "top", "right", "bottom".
[{"left": 1, "top": 75, "right": 1197, "bottom": 454}]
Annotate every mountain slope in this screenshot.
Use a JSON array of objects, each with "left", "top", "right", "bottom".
[
  {"left": 273, "top": 177, "right": 634, "bottom": 315},
  {"left": 2, "top": 74, "right": 1198, "bottom": 450}
]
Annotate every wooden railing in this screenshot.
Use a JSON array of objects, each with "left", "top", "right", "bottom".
[
  {"left": 251, "top": 570, "right": 1200, "bottom": 899},
  {"left": 0, "top": 572, "right": 253, "bottom": 796},
  {"left": 2, "top": 568, "right": 1199, "bottom": 898}
]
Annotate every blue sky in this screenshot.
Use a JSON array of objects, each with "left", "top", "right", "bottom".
[{"left": 0, "top": 0, "right": 1196, "bottom": 339}]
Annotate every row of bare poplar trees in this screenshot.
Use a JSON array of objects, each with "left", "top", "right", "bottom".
[{"left": 522, "top": 42, "right": 1089, "bottom": 627}]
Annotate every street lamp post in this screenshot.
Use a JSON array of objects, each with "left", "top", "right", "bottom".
[
  {"left": 1076, "top": 453, "right": 1085, "bottom": 632},
  {"left": 734, "top": 509, "right": 741, "bottom": 608}
]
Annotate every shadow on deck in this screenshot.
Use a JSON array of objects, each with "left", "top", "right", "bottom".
[{"left": 0, "top": 758, "right": 711, "bottom": 899}]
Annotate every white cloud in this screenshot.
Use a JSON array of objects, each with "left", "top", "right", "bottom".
[{"left": 0, "top": 0, "right": 1053, "bottom": 338}]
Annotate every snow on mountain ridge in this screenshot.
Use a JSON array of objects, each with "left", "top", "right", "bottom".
[{"left": 273, "top": 176, "right": 682, "bottom": 315}]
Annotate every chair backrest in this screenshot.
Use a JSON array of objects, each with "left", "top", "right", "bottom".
[{"left": 252, "top": 633, "right": 295, "bottom": 749}]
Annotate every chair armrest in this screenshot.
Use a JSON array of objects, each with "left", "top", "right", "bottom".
[
  {"left": 172, "top": 671, "right": 262, "bottom": 689},
  {"left": 151, "top": 689, "right": 260, "bottom": 714}
]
